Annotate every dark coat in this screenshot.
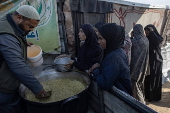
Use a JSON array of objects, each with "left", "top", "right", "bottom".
[
  {"left": 73, "top": 24, "right": 103, "bottom": 71},
  {"left": 92, "top": 23, "right": 132, "bottom": 96}
]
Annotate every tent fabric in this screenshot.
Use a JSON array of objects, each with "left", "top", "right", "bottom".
[
  {"left": 106, "top": 4, "right": 165, "bottom": 33},
  {"left": 70, "top": 0, "right": 113, "bottom": 13}
]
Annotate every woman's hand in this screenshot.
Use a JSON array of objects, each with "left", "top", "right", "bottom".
[
  {"left": 148, "top": 27, "right": 153, "bottom": 32},
  {"left": 55, "top": 54, "right": 70, "bottom": 59},
  {"left": 92, "top": 63, "right": 100, "bottom": 69},
  {"left": 88, "top": 68, "right": 93, "bottom": 74},
  {"left": 65, "top": 60, "right": 74, "bottom": 69},
  {"left": 88, "top": 63, "right": 100, "bottom": 74}
]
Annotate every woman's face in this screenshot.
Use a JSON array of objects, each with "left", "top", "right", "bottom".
[
  {"left": 94, "top": 27, "right": 99, "bottom": 36},
  {"left": 98, "top": 33, "right": 106, "bottom": 49},
  {"left": 145, "top": 29, "right": 150, "bottom": 36},
  {"left": 78, "top": 28, "right": 86, "bottom": 41}
]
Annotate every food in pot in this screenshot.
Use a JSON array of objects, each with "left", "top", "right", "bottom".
[{"left": 25, "top": 79, "right": 85, "bottom": 103}]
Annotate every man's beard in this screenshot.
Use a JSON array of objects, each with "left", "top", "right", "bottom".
[
  {"left": 24, "top": 31, "right": 30, "bottom": 35},
  {"left": 18, "top": 23, "right": 30, "bottom": 36}
]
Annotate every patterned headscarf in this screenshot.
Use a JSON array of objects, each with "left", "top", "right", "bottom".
[{"left": 133, "top": 24, "right": 146, "bottom": 39}]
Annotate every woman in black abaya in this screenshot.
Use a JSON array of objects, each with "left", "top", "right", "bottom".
[
  {"left": 57, "top": 23, "right": 103, "bottom": 71},
  {"left": 144, "top": 24, "right": 163, "bottom": 101}
]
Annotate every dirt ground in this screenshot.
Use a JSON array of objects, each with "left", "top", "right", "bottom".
[{"left": 146, "top": 81, "right": 170, "bottom": 113}]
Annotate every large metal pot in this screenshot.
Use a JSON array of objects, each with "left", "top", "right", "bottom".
[{"left": 19, "top": 69, "right": 91, "bottom": 113}]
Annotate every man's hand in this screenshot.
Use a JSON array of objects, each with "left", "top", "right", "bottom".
[
  {"left": 35, "top": 90, "right": 51, "bottom": 99},
  {"left": 27, "top": 41, "right": 33, "bottom": 47}
]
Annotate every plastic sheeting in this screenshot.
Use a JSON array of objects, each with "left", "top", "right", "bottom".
[
  {"left": 162, "top": 43, "right": 170, "bottom": 84},
  {"left": 98, "top": 0, "right": 170, "bottom": 9}
]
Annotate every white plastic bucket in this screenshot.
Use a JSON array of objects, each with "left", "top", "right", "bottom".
[{"left": 27, "top": 45, "right": 43, "bottom": 67}]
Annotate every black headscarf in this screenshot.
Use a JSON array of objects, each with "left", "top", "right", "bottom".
[
  {"left": 98, "top": 23, "right": 125, "bottom": 56},
  {"left": 76, "top": 24, "right": 103, "bottom": 69},
  {"left": 144, "top": 24, "right": 163, "bottom": 62},
  {"left": 94, "top": 22, "right": 105, "bottom": 30},
  {"left": 144, "top": 24, "right": 163, "bottom": 49},
  {"left": 80, "top": 23, "right": 99, "bottom": 48},
  {"left": 144, "top": 24, "right": 160, "bottom": 36}
]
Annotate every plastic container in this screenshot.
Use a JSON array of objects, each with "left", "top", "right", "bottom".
[{"left": 27, "top": 45, "right": 43, "bottom": 67}]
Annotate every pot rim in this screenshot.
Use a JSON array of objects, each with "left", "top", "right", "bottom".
[{"left": 19, "top": 70, "right": 91, "bottom": 105}]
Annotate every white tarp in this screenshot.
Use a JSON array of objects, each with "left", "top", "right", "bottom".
[
  {"left": 98, "top": 0, "right": 170, "bottom": 9},
  {"left": 162, "top": 43, "right": 170, "bottom": 84}
]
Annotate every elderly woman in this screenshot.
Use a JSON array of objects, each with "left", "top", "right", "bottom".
[
  {"left": 89, "top": 23, "right": 132, "bottom": 96},
  {"left": 144, "top": 24, "right": 163, "bottom": 102},
  {"left": 57, "top": 23, "right": 103, "bottom": 71},
  {"left": 130, "top": 24, "right": 149, "bottom": 104}
]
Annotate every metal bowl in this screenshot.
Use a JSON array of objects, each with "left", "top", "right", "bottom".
[{"left": 54, "top": 57, "right": 71, "bottom": 72}]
